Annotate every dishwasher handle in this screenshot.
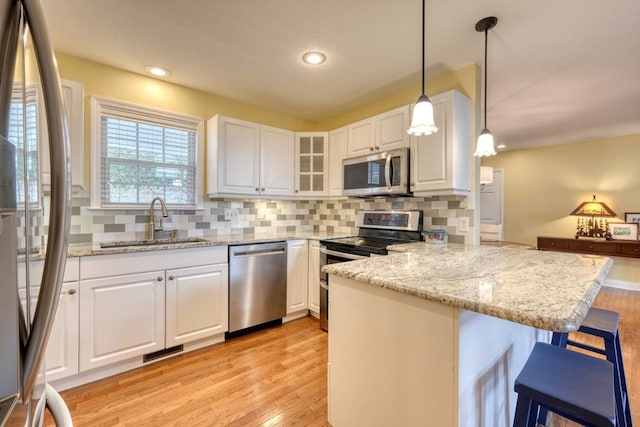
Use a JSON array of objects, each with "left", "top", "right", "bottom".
[{"left": 232, "top": 248, "right": 286, "bottom": 258}]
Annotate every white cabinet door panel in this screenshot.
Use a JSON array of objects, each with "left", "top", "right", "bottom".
[
  {"left": 260, "top": 125, "right": 295, "bottom": 196},
  {"left": 166, "top": 264, "right": 228, "bottom": 347},
  {"left": 307, "top": 240, "right": 320, "bottom": 315},
  {"left": 217, "top": 117, "right": 260, "bottom": 195},
  {"left": 347, "top": 119, "right": 374, "bottom": 157},
  {"left": 79, "top": 271, "right": 165, "bottom": 371},
  {"left": 287, "top": 240, "right": 308, "bottom": 314},
  {"left": 328, "top": 127, "right": 348, "bottom": 197},
  {"left": 376, "top": 105, "right": 410, "bottom": 151},
  {"left": 45, "top": 282, "right": 79, "bottom": 381}
]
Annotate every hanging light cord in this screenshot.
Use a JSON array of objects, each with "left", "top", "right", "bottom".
[
  {"left": 483, "top": 25, "right": 488, "bottom": 129},
  {"left": 421, "top": 0, "right": 425, "bottom": 96}
]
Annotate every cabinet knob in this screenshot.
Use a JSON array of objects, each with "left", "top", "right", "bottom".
[
  {"left": 255, "top": 188, "right": 259, "bottom": 192},
  {"left": 157, "top": 276, "right": 163, "bottom": 282},
  {"left": 67, "top": 288, "right": 76, "bottom": 295},
  {"left": 295, "top": 189, "right": 299, "bottom": 193},
  {"left": 369, "top": 147, "right": 374, "bottom": 151},
  {"left": 261, "top": 187, "right": 265, "bottom": 192},
  {"left": 375, "top": 146, "right": 380, "bottom": 150},
  {"left": 169, "top": 275, "right": 175, "bottom": 280}
]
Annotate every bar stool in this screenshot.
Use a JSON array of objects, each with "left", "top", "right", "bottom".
[
  {"left": 547, "top": 307, "right": 632, "bottom": 427},
  {"left": 513, "top": 342, "right": 616, "bottom": 427}
]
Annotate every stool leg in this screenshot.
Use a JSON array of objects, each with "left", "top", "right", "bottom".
[
  {"left": 513, "top": 396, "right": 539, "bottom": 427},
  {"left": 539, "top": 332, "right": 569, "bottom": 425},
  {"left": 551, "top": 332, "right": 568, "bottom": 347},
  {"left": 614, "top": 333, "right": 633, "bottom": 427},
  {"left": 605, "top": 336, "right": 627, "bottom": 427}
]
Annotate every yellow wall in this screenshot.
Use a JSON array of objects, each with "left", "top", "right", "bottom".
[
  {"left": 316, "top": 64, "right": 479, "bottom": 131},
  {"left": 483, "top": 134, "right": 640, "bottom": 283}
]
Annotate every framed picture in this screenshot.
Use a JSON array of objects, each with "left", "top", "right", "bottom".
[
  {"left": 609, "top": 222, "right": 639, "bottom": 241},
  {"left": 624, "top": 212, "right": 640, "bottom": 224}
]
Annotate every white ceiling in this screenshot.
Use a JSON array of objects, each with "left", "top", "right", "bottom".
[{"left": 41, "top": 0, "right": 640, "bottom": 151}]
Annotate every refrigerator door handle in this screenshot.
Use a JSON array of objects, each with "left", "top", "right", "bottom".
[{"left": 20, "top": 0, "right": 72, "bottom": 399}]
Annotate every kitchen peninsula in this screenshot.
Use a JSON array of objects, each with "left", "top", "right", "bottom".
[{"left": 323, "top": 243, "right": 613, "bottom": 427}]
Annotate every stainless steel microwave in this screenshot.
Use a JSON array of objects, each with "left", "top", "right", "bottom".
[{"left": 342, "top": 148, "right": 411, "bottom": 197}]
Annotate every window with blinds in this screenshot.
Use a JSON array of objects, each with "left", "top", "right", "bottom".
[
  {"left": 8, "top": 86, "right": 39, "bottom": 207},
  {"left": 91, "top": 97, "right": 203, "bottom": 208}
]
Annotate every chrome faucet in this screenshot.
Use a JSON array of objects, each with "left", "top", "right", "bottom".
[{"left": 148, "top": 196, "right": 169, "bottom": 240}]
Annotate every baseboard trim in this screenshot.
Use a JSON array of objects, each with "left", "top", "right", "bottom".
[{"left": 604, "top": 278, "right": 640, "bottom": 291}]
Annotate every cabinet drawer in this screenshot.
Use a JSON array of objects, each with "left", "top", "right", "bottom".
[
  {"left": 568, "top": 240, "right": 619, "bottom": 255},
  {"left": 537, "top": 238, "right": 569, "bottom": 250},
  {"left": 619, "top": 243, "right": 640, "bottom": 256}
]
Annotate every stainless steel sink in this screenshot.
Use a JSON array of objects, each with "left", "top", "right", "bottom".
[{"left": 99, "top": 237, "right": 209, "bottom": 249}]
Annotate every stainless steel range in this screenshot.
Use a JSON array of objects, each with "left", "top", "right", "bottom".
[{"left": 318, "top": 210, "right": 423, "bottom": 331}]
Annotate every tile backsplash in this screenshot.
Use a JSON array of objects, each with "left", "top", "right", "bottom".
[{"left": 41, "top": 188, "right": 474, "bottom": 246}]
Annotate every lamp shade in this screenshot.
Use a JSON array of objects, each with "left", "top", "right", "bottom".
[
  {"left": 570, "top": 199, "right": 617, "bottom": 218},
  {"left": 407, "top": 94, "right": 438, "bottom": 136},
  {"left": 480, "top": 166, "right": 494, "bottom": 185},
  {"left": 474, "top": 129, "right": 496, "bottom": 157}
]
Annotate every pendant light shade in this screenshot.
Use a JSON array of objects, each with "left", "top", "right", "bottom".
[
  {"left": 474, "top": 16, "right": 498, "bottom": 157},
  {"left": 407, "top": 0, "right": 437, "bottom": 136},
  {"left": 475, "top": 129, "right": 496, "bottom": 157},
  {"left": 408, "top": 94, "right": 438, "bottom": 136}
]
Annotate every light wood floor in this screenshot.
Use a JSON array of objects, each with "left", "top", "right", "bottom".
[{"left": 47, "top": 287, "right": 638, "bottom": 426}]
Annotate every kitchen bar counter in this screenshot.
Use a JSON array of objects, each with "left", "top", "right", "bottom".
[
  {"left": 324, "top": 242, "right": 613, "bottom": 332},
  {"left": 324, "top": 242, "right": 614, "bottom": 426}
]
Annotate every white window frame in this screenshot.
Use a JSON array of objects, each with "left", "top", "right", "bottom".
[{"left": 90, "top": 96, "right": 204, "bottom": 209}]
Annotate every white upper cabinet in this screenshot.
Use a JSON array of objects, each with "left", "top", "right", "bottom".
[
  {"left": 410, "top": 90, "right": 471, "bottom": 196},
  {"left": 208, "top": 116, "right": 260, "bottom": 196},
  {"left": 40, "top": 78, "right": 84, "bottom": 188},
  {"left": 347, "top": 118, "right": 374, "bottom": 157},
  {"left": 260, "top": 125, "right": 295, "bottom": 197},
  {"left": 294, "top": 132, "right": 328, "bottom": 197},
  {"left": 346, "top": 105, "right": 410, "bottom": 157},
  {"left": 328, "top": 126, "right": 348, "bottom": 197},
  {"left": 375, "top": 105, "right": 411, "bottom": 152},
  {"left": 207, "top": 115, "right": 294, "bottom": 198}
]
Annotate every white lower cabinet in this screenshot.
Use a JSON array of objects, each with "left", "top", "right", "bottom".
[
  {"left": 77, "top": 246, "right": 228, "bottom": 374},
  {"left": 307, "top": 240, "right": 320, "bottom": 316},
  {"left": 166, "top": 263, "right": 228, "bottom": 347},
  {"left": 79, "top": 271, "right": 166, "bottom": 371},
  {"left": 45, "top": 282, "right": 79, "bottom": 381},
  {"left": 18, "top": 258, "right": 80, "bottom": 382},
  {"left": 19, "top": 282, "right": 79, "bottom": 382},
  {"left": 287, "top": 239, "right": 308, "bottom": 314}
]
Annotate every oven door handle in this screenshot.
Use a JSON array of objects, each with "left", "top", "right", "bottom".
[{"left": 320, "top": 247, "right": 369, "bottom": 260}]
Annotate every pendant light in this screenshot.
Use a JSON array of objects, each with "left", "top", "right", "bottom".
[
  {"left": 474, "top": 16, "right": 498, "bottom": 157},
  {"left": 407, "top": 0, "right": 437, "bottom": 136}
]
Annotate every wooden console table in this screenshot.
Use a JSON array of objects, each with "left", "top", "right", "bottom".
[{"left": 537, "top": 236, "right": 640, "bottom": 258}]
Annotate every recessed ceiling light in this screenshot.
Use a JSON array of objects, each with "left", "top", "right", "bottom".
[
  {"left": 497, "top": 144, "right": 506, "bottom": 149},
  {"left": 145, "top": 65, "right": 170, "bottom": 77},
  {"left": 302, "top": 51, "right": 326, "bottom": 65}
]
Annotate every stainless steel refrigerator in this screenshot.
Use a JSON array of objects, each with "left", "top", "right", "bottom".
[{"left": 0, "top": 0, "right": 72, "bottom": 425}]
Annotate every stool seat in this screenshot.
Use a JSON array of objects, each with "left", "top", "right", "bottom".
[{"left": 514, "top": 342, "right": 616, "bottom": 427}]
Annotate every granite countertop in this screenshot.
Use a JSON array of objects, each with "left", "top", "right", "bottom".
[
  {"left": 64, "top": 231, "right": 351, "bottom": 258},
  {"left": 322, "top": 242, "right": 614, "bottom": 332}
]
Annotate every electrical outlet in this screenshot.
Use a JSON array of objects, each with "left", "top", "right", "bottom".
[
  {"left": 459, "top": 217, "right": 470, "bottom": 232},
  {"left": 257, "top": 209, "right": 265, "bottom": 220},
  {"left": 224, "top": 208, "right": 234, "bottom": 221},
  {"left": 230, "top": 208, "right": 238, "bottom": 220}
]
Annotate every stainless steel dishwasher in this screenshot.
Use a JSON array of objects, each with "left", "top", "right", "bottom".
[{"left": 228, "top": 241, "right": 287, "bottom": 334}]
